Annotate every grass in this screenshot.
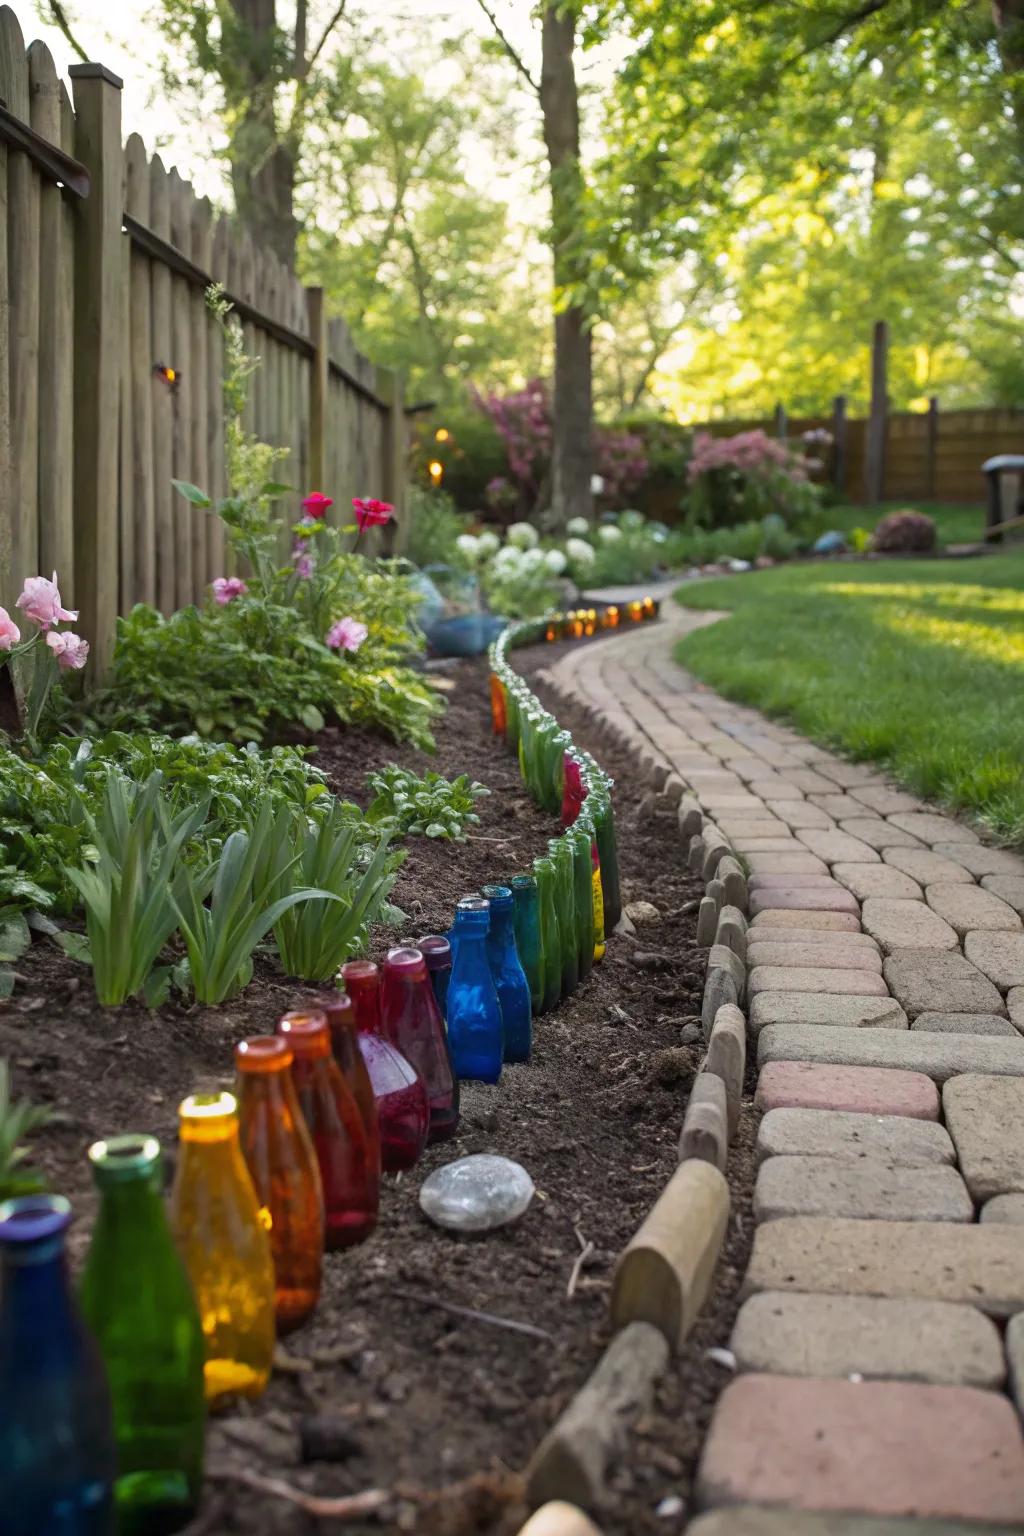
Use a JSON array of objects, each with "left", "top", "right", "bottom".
[
  {"left": 819, "top": 500, "right": 985, "bottom": 548},
  {"left": 674, "top": 545, "right": 1024, "bottom": 845}
]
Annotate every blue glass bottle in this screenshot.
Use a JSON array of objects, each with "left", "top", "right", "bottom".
[
  {"left": 446, "top": 898, "right": 504, "bottom": 1082},
  {"left": 0, "top": 1194, "right": 116, "bottom": 1536},
  {"left": 481, "top": 884, "right": 533, "bottom": 1063}
]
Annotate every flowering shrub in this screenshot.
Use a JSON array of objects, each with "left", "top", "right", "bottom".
[
  {"left": 687, "top": 429, "right": 822, "bottom": 529},
  {"left": 872, "top": 509, "right": 937, "bottom": 554}
]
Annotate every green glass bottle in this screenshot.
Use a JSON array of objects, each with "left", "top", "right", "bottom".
[
  {"left": 547, "top": 838, "right": 579, "bottom": 997},
  {"left": 532, "top": 856, "right": 563, "bottom": 1014},
  {"left": 79, "top": 1136, "right": 205, "bottom": 1536},
  {"left": 569, "top": 822, "right": 595, "bottom": 982},
  {"left": 590, "top": 790, "right": 622, "bottom": 932},
  {"left": 510, "top": 873, "right": 544, "bottom": 1016},
  {"left": 518, "top": 708, "right": 539, "bottom": 789},
  {"left": 504, "top": 682, "right": 522, "bottom": 754},
  {"left": 547, "top": 729, "right": 572, "bottom": 815}
]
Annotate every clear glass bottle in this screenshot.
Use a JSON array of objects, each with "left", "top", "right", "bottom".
[
  {"left": 510, "top": 872, "right": 544, "bottom": 1016},
  {"left": 533, "top": 855, "right": 563, "bottom": 1014},
  {"left": 235, "top": 1036, "right": 324, "bottom": 1332},
  {"left": 168, "top": 1092, "right": 275, "bottom": 1404},
  {"left": 446, "top": 899, "right": 504, "bottom": 1081},
  {"left": 79, "top": 1136, "right": 205, "bottom": 1536},
  {"left": 0, "top": 1194, "right": 116, "bottom": 1536},
  {"left": 481, "top": 884, "right": 533, "bottom": 1061},
  {"left": 277, "top": 1010, "right": 378, "bottom": 1251},
  {"left": 380, "top": 947, "right": 460, "bottom": 1142}
]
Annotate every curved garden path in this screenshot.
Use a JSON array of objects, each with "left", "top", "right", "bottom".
[{"left": 541, "top": 593, "right": 1024, "bottom": 1532}]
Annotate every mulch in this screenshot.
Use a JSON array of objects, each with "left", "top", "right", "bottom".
[{"left": 1, "top": 641, "right": 756, "bottom": 1535}]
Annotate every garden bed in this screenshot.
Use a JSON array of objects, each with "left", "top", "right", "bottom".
[{"left": 2, "top": 648, "right": 753, "bottom": 1535}]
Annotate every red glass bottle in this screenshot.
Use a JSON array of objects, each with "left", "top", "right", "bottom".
[
  {"left": 277, "top": 1011, "right": 378, "bottom": 1251},
  {"left": 561, "top": 753, "right": 587, "bottom": 829},
  {"left": 380, "top": 947, "right": 460, "bottom": 1143},
  {"left": 341, "top": 962, "right": 430, "bottom": 1173},
  {"left": 234, "top": 1036, "right": 323, "bottom": 1333},
  {"left": 317, "top": 992, "right": 381, "bottom": 1184}
]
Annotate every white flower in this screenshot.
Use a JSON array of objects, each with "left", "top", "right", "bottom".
[
  {"left": 507, "top": 521, "right": 539, "bottom": 550},
  {"left": 544, "top": 549, "right": 567, "bottom": 575},
  {"left": 566, "top": 538, "right": 596, "bottom": 564},
  {"left": 598, "top": 525, "right": 622, "bottom": 543},
  {"left": 477, "top": 530, "right": 500, "bottom": 556},
  {"left": 455, "top": 533, "right": 481, "bottom": 561},
  {"left": 520, "top": 547, "right": 545, "bottom": 571},
  {"left": 492, "top": 546, "right": 523, "bottom": 573},
  {"left": 619, "top": 510, "right": 645, "bottom": 530},
  {"left": 566, "top": 516, "right": 591, "bottom": 537}
]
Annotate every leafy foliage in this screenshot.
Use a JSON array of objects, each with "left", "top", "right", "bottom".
[
  {"left": 365, "top": 764, "right": 490, "bottom": 841},
  {"left": 0, "top": 1061, "right": 49, "bottom": 1201},
  {"left": 872, "top": 510, "right": 938, "bottom": 554}
]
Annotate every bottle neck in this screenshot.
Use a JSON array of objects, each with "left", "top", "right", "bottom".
[{"left": 1, "top": 1247, "right": 80, "bottom": 1348}]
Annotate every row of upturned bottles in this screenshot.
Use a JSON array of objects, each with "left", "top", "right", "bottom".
[{"left": 0, "top": 640, "right": 622, "bottom": 1536}]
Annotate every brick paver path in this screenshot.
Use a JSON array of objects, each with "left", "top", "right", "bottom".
[{"left": 541, "top": 601, "right": 1024, "bottom": 1530}]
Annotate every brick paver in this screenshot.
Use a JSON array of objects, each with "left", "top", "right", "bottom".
[{"left": 542, "top": 603, "right": 1024, "bottom": 1529}]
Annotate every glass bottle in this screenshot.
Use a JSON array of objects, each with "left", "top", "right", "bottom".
[
  {"left": 504, "top": 682, "right": 522, "bottom": 754},
  {"left": 168, "top": 1092, "right": 275, "bottom": 1404},
  {"left": 318, "top": 991, "right": 381, "bottom": 1182},
  {"left": 533, "top": 855, "right": 562, "bottom": 1014},
  {"left": 547, "top": 730, "right": 573, "bottom": 815},
  {"left": 446, "top": 899, "right": 504, "bottom": 1082},
  {"left": 481, "top": 884, "right": 532, "bottom": 1062},
  {"left": 380, "top": 947, "right": 460, "bottom": 1142},
  {"left": 488, "top": 672, "right": 507, "bottom": 735},
  {"left": 510, "top": 872, "right": 544, "bottom": 1016},
  {"left": 548, "top": 838, "right": 579, "bottom": 997},
  {"left": 277, "top": 1010, "right": 377, "bottom": 1251},
  {"left": 0, "top": 1194, "right": 116, "bottom": 1536},
  {"left": 561, "top": 752, "right": 587, "bottom": 829},
  {"left": 585, "top": 814, "right": 607, "bottom": 961},
  {"left": 235, "top": 1036, "right": 323, "bottom": 1332},
  {"left": 589, "top": 790, "right": 622, "bottom": 932},
  {"left": 79, "top": 1137, "right": 205, "bottom": 1536},
  {"left": 418, "top": 933, "right": 452, "bottom": 1022},
  {"left": 341, "top": 961, "right": 430, "bottom": 1171},
  {"left": 569, "top": 823, "right": 595, "bottom": 982}
]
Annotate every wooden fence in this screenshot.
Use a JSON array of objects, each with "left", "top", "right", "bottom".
[{"left": 0, "top": 10, "right": 406, "bottom": 671}]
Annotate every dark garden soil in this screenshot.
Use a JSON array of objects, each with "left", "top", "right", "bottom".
[{"left": 1, "top": 641, "right": 757, "bottom": 1536}]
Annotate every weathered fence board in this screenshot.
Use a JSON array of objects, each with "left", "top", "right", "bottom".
[{"left": 0, "top": 24, "right": 407, "bottom": 670}]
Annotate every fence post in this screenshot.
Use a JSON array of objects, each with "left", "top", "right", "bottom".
[
  {"left": 306, "top": 286, "right": 328, "bottom": 493},
  {"left": 773, "top": 401, "right": 787, "bottom": 441},
  {"left": 864, "top": 319, "right": 888, "bottom": 506},
  {"left": 926, "top": 395, "right": 939, "bottom": 500},
  {"left": 69, "top": 62, "right": 124, "bottom": 673},
  {"left": 378, "top": 367, "right": 407, "bottom": 555},
  {"left": 831, "top": 394, "right": 848, "bottom": 494}
]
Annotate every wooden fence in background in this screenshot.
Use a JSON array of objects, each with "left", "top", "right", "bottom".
[{"left": 0, "top": 9, "right": 406, "bottom": 671}]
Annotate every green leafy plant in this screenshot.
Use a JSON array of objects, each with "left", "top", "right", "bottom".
[
  {"left": 0, "top": 1060, "right": 50, "bottom": 1201},
  {"left": 365, "top": 764, "right": 490, "bottom": 840},
  {"left": 64, "top": 770, "right": 212, "bottom": 1007},
  {"left": 849, "top": 526, "right": 872, "bottom": 554},
  {"left": 171, "top": 801, "right": 332, "bottom": 1005},
  {"left": 273, "top": 802, "right": 404, "bottom": 982}
]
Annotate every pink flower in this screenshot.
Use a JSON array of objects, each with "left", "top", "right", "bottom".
[
  {"left": 294, "top": 552, "right": 314, "bottom": 580},
  {"left": 302, "top": 491, "right": 334, "bottom": 520},
  {"left": 325, "top": 617, "right": 368, "bottom": 653},
  {"left": 0, "top": 607, "right": 21, "bottom": 650},
  {"left": 352, "top": 497, "right": 394, "bottom": 531},
  {"left": 16, "top": 572, "right": 77, "bottom": 630},
  {"left": 45, "top": 629, "right": 89, "bottom": 670},
  {"left": 211, "top": 576, "right": 248, "bottom": 605}
]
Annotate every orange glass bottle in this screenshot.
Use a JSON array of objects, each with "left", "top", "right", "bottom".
[
  {"left": 317, "top": 992, "right": 381, "bottom": 1184},
  {"left": 277, "top": 1011, "right": 378, "bottom": 1251},
  {"left": 169, "top": 1092, "right": 276, "bottom": 1403},
  {"left": 234, "top": 1036, "right": 323, "bottom": 1333},
  {"left": 488, "top": 673, "right": 507, "bottom": 735}
]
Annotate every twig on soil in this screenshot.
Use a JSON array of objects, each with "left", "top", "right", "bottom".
[
  {"left": 567, "top": 1239, "right": 595, "bottom": 1299},
  {"left": 205, "top": 1467, "right": 389, "bottom": 1519},
  {"left": 386, "top": 1287, "right": 555, "bottom": 1342},
  {"left": 465, "top": 834, "right": 518, "bottom": 842}
]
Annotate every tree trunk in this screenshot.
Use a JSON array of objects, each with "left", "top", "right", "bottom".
[
  {"left": 540, "top": 6, "right": 592, "bottom": 527},
  {"left": 993, "top": 0, "right": 1024, "bottom": 154},
  {"left": 228, "top": 0, "right": 298, "bottom": 264}
]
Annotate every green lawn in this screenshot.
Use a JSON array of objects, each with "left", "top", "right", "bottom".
[
  {"left": 674, "top": 546, "right": 1024, "bottom": 845},
  {"left": 820, "top": 501, "right": 985, "bottom": 548}
]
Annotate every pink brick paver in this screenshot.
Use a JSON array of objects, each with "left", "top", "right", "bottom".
[
  {"left": 696, "top": 1375, "right": 1024, "bottom": 1523},
  {"left": 755, "top": 1061, "right": 939, "bottom": 1119}
]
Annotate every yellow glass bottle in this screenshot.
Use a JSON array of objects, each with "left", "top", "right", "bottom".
[{"left": 168, "top": 1092, "right": 276, "bottom": 1404}]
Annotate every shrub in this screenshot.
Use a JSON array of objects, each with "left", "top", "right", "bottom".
[
  {"left": 365, "top": 765, "right": 490, "bottom": 840},
  {"left": 686, "top": 429, "right": 823, "bottom": 529},
  {"left": 871, "top": 509, "right": 937, "bottom": 554},
  {"left": 405, "top": 487, "right": 468, "bottom": 568}
]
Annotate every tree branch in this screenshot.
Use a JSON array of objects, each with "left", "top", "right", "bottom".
[
  {"left": 42, "top": 0, "right": 89, "bottom": 62},
  {"left": 472, "top": 0, "right": 540, "bottom": 94},
  {"left": 307, "top": 0, "right": 349, "bottom": 75}
]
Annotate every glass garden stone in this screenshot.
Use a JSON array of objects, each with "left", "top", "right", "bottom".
[{"left": 419, "top": 1154, "right": 535, "bottom": 1232}]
